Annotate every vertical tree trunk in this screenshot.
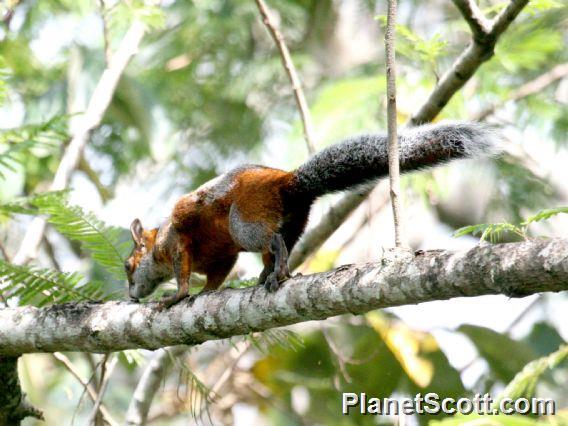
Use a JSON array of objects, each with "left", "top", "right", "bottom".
[{"left": 0, "top": 357, "right": 43, "bottom": 425}]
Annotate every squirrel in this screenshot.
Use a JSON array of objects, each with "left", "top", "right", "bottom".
[{"left": 125, "top": 122, "right": 501, "bottom": 307}]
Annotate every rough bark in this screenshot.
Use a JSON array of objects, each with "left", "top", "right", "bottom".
[{"left": 1, "top": 239, "right": 567, "bottom": 356}]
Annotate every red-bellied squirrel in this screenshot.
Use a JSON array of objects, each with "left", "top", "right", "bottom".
[{"left": 124, "top": 122, "right": 501, "bottom": 307}]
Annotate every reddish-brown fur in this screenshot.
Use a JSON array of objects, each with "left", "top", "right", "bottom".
[{"left": 126, "top": 167, "right": 305, "bottom": 306}]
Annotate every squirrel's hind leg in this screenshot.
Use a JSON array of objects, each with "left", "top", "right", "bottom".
[
  {"left": 264, "top": 233, "right": 291, "bottom": 292},
  {"left": 258, "top": 252, "right": 274, "bottom": 287}
]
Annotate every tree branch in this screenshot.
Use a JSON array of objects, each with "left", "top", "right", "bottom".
[
  {"left": 288, "top": 0, "right": 529, "bottom": 267},
  {"left": 254, "top": 0, "right": 317, "bottom": 155},
  {"left": 385, "top": 0, "right": 406, "bottom": 247},
  {"left": 51, "top": 352, "right": 118, "bottom": 426},
  {"left": 473, "top": 62, "right": 568, "bottom": 121},
  {"left": 86, "top": 355, "right": 117, "bottom": 426},
  {"left": 125, "top": 346, "right": 187, "bottom": 426},
  {"left": 288, "top": 182, "right": 386, "bottom": 270},
  {"left": 411, "top": 0, "right": 529, "bottom": 125},
  {"left": 12, "top": 20, "right": 147, "bottom": 265},
  {"left": 451, "top": 0, "right": 492, "bottom": 39},
  {"left": 0, "top": 357, "right": 43, "bottom": 425},
  {"left": 1, "top": 239, "right": 566, "bottom": 356}
]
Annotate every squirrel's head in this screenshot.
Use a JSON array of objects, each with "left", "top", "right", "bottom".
[{"left": 125, "top": 218, "right": 162, "bottom": 301}]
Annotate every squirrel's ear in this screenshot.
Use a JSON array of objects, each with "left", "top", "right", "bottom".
[{"left": 130, "top": 218, "right": 144, "bottom": 245}]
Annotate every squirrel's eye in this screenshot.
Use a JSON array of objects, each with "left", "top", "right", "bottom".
[{"left": 140, "top": 243, "right": 145, "bottom": 249}]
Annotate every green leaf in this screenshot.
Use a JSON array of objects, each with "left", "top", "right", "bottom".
[
  {"left": 527, "top": 0, "right": 564, "bottom": 13},
  {"left": 453, "top": 223, "right": 525, "bottom": 242},
  {"left": 0, "top": 260, "right": 104, "bottom": 306},
  {"left": 32, "top": 191, "right": 129, "bottom": 280},
  {"left": 500, "top": 345, "right": 568, "bottom": 400},
  {"left": 376, "top": 16, "right": 447, "bottom": 71},
  {"left": 0, "top": 115, "right": 68, "bottom": 179},
  {"left": 522, "top": 206, "right": 568, "bottom": 226},
  {"left": 0, "top": 190, "right": 67, "bottom": 218},
  {"left": 458, "top": 325, "right": 537, "bottom": 383}
]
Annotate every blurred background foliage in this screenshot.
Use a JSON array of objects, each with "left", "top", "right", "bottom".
[{"left": 0, "top": 0, "right": 567, "bottom": 424}]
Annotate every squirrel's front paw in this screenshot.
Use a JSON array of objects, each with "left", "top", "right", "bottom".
[
  {"left": 156, "top": 292, "right": 190, "bottom": 310},
  {"left": 264, "top": 272, "right": 280, "bottom": 292}
]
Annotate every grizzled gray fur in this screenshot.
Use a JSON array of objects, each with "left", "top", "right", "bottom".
[{"left": 293, "top": 121, "right": 502, "bottom": 199}]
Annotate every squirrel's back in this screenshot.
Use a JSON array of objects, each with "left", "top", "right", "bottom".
[{"left": 291, "top": 121, "right": 502, "bottom": 199}]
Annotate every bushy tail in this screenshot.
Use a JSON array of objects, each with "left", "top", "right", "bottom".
[{"left": 292, "top": 122, "right": 502, "bottom": 199}]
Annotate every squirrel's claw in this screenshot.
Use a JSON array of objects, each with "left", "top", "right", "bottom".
[{"left": 156, "top": 291, "right": 190, "bottom": 310}]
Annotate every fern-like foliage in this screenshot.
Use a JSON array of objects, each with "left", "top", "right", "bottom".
[
  {"left": 522, "top": 206, "right": 568, "bottom": 225},
  {"left": 166, "top": 350, "right": 214, "bottom": 422},
  {"left": 500, "top": 345, "right": 568, "bottom": 400},
  {"left": 0, "top": 115, "right": 68, "bottom": 178},
  {"left": 32, "top": 191, "right": 130, "bottom": 280},
  {"left": 245, "top": 328, "right": 304, "bottom": 354},
  {"left": 453, "top": 223, "right": 526, "bottom": 242},
  {"left": 0, "top": 260, "right": 105, "bottom": 306},
  {"left": 454, "top": 206, "right": 568, "bottom": 242}
]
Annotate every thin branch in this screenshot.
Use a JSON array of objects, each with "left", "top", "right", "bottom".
[
  {"left": 98, "top": 0, "right": 112, "bottom": 67},
  {"left": 51, "top": 352, "right": 118, "bottom": 426},
  {"left": 288, "top": 182, "right": 388, "bottom": 271},
  {"left": 385, "top": 0, "right": 405, "bottom": 248},
  {"left": 1, "top": 239, "right": 567, "bottom": 355},
  {"left": 411, "top": 0, "right": 529, "bottom": 125},
  {"left": 474, "top": 62, "right": 568, "bottom": 121},
  {"left": 209, "top": 342, "right": 251, "bottom": 399},
  {"left": 41, "top": 234, "right": 62, "bottom": 272},
  {"left": 0, "top": 240, "right": 9, "bottom": 262},
  {"left": 78, "top": 156, "right": 114, "bottom": 203},
  {"left": 254, "top": 0, "right": 316, "bottom": 155},
  {"left": 86, "top": 355, "right": 118, "bottom": 426},
  {"left": 12, "top": 20, "right": 147, "bottom": 265},
  {"left": 452, "top": 0, "right": 492, "bottom": 38},
  {"left": 125, "top": 346, "right": 187, "bottom": 426}
]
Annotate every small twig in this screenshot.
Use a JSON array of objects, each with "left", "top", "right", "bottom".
[
  {"left": 125, "top": 346, "right": 188, "bottom": 426},
  {"left": 321, "top": 326, "right": 352, "bottom": 383},
  {"left": 209, "top": 342, "right": 251, "bottom": 399},
  {"left": 474, "top": 62, "right": 568, "bottom": 121},
  {"left": 0, "top": 240, "right": 9, "bottom": 261},
  {"left": 41, "top": 234, "right": 62, "bottom": 271},
  {"left": 385, "top": 0, "right": 406, "bottom": 248},
  {"left": 0, "top": 241, "right": 11, "bottom": 306},
  {"left": 98, "top": 0, "right": 112, "bottom": 66},
  {"left": 78, "top": 156, "right": 114, "bottom": 202},
  {"left": 253, "top": 0, "right": 316, "bottom": 155},
  {"left": 452, "top": 0, "right": 492, "bottom": 39},
  {"left": 52, "top": 352, "right": 118, "bottom": 426},
  {"left": 87, "top": 354, "right": 118, "bottom": 426},
  {"left": 289, "top": 182, "right": 387, "bottom": 271}
]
